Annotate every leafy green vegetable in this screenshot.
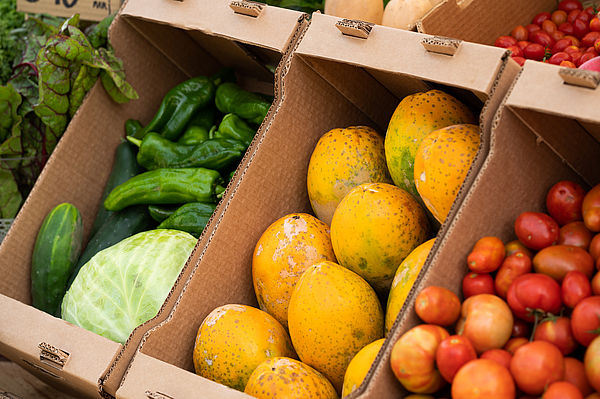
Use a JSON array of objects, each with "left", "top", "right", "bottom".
[
  {"left": 86, "top": 14, "right": 115, "bottom": 49},
  {"left": 0, "top": 0, "right": 25, "bottom": 85},
  {"left": 0, "top": 168, "right": 21, "bottom": 218},
  {"left": 61, "top": 229, "right": 197, "bottom": 343}
]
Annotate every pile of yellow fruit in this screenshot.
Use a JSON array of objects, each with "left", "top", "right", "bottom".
[{"left": 192, "top": 90, "right": 480, "bottom": 398}]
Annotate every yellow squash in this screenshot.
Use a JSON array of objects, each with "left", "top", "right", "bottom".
[
  {"left": 324, "top": 0, "right": 384, "bottom": 24},
  {"left": 252, "top": 213, "right": 336, "bottom": 328},
  {"left": 307, "top": 126, "right": 392, "bottom": 226},
  {"left": 288, "top": 261, "right": 384, "bottom": 394},
  {"left": 414, "top": 124, "right": 480, "bottom": 224},
  {"left": 342, "top": 338, "right": 385, "bottom": 397}
]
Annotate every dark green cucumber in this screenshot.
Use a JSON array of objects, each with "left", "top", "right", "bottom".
[
  {"left": 157, "top": 202, "right": 216, "bottom": 238},
  {"left": 31, "top": 203, "right": 83, "bottom": 315},
  {"left": 66, "top": 205, "right": 156, "bottom": 290},
  {"left": 148, "top": 204, "right": 179, "bottom": 223},
  {"left": 90, "top": 141, "right": 142, "bottom": 235}
]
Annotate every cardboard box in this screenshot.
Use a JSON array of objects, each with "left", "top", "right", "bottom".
[
  {"left": 113, "top": 12, "right": 520, "bottom": 399},
  {"left": 418, "top": 0, "right": 557, "bottom": 45},
  {"left": 362, "top": 61, "right": 600, "bottom": 397},
  {"left": 17, "top": 0, "right": 120, "bottom": 22},
  {"left": 0, "top": 0, "right": 304, "bottom": 397}
]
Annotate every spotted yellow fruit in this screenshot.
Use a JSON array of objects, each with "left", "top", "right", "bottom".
[
  {"left": 192, "top": 304, "right": 296, "bottom": 391},
  {"left": 384, "top": 90, "right": 475, "bottom": 201},
  {"left": 288, "top": 261, "right": 384, "bottom": 394},
  {"left": 244, "top": 357, "right": 338, "bottom": 399},
  {"left": 414, "top": 124, "right": 480, "bottom": 224},
  {"left": 342, "top": 338, "right": 385, "bottom": 397},
  {"left": 385, "top": 239, "right": 435, "bottom": 334},
  {"left": 330, "top": 182, "right": 429, "bottom": 292},
  {"left": 252, "top": 213, "right": 337, "bottom": 329},
  {"left": 307, "top": 126, "right": 392, "bottom": 226}
]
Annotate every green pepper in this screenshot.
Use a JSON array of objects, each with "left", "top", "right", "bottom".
[
  {"left": 210, "top": 67, "right": 237, "bottom": 87},
  {"left": 128, "top": 133, "right": 246, "bottom": 171},
  {"left": 157, "top": 202, "right": 217, "bottom": 238},
  {"left": 134, "top": 76, "right": 216, "bottom": 140},
  {"left": 148, "top": 204, "right": 179, "bottom": 223},
  {"left": 104, "top": 168, "right": 225, "bottom": 212},
  {"left": 178, "top": 107, "right": 217, "bottom": 145},
  {"left": 125, "top": 119, "right": 143, "bottom": 137},
  {"left": 215, "top": 82, "right": 271, "bottom": 125},
  {"left": 214, "top": 113, "right": 256, "bottom": 147}
]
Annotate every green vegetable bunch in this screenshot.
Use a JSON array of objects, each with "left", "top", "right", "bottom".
[{"left": 0, "top": 12, "right": 137, "bottom": 220}]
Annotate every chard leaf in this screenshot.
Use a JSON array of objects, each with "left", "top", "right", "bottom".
[
  {"left": 0, "top": 168, "right": 22, "bottom": 219},
  {"left": 0, "top": 84, "right": 22, "bottom": 144},
  {"left": 91, "top": 48, "right": 138, "bottom": 103}
]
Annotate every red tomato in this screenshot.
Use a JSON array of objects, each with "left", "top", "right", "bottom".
[
  {"left": 579, "top": 51, "right": 597, "bottom": 66},
  {"left": 578, "top": 10, "right": 592, "bottom": 24},
  {"left": 512, "top": 319, "right": 531, "bottom": 338},
  {"left": 531, "top": 30, "right": 555, "bottom": 48},
  {"left": 495, "top": 252, "right": 532, "bottom": 299},
  {"left": 584, "top": 335, "right": 600, "bottom": 392},
  {"left": 583, "top": 31, "right": 600, "bottom": 47},
  {"left": 526, "top": 23, "right": 542, "bottom": 35},
  {"left": 547, "top": 180, "right": 586, "bottom": 225},
  {"left": 456, "top": 294, "right": 513, "bottom": 354},
  {"left": 592, "top": 272, "right": 600, "bottom": 295},
  {"left": 571, "top": 296, "right": 600, "bottom": 346},
  {"left": 574, "top": 18, "right": 590, "bottom": 39},
  {"left": 511, "top": 25, "right": 529, "bottom": 41},
  {"left": 507, "top": 273, "right": 562, "bottom": 322},
  {"left": 480, "top": 348, "right": 512, "bottom": 369},
  {"left": 522, "top": 43, "right": 546, "bottom": 61},
  {"left": 515, "top": 212, "right": 560, "bottom": 250},
  {"left": 564, "top": 357, "right": 594, "bottom": 397},
  {"left": 559, "top": 222, "right": 593, "bottom": 249},
  {"left": 542, "top": 381, "right": 584, "bottom": 399},
  {"left": 551, "top": 29, "right": 566, "bottom": 42},
  {"left": 559, "top": 0, "right": 584, "bottom": 13},
  {"left": 571, "top": 51, "right": 585, "bottom": 64},
  {"left": 533, "top": 12, "right": 552, "bottom": 26},
  {"left": 561, "top": 22, "right": 577, "bottom": 35},
  {"left": 467, "top": 236, "right": 505, "bottom": 273},
  {"left": 583, "top": 6, "right": 598, "bottom": 17},
  {"left": 553, "top": 38, "right": 575, "bottom": 53},
  {"left": 512, "top": 56, "right": 526, "bottom": 66},
  {"left": 563, "top": 271, "right": 592, "bottom": 308},
  {"left": 553, "top": 10, "right": 569, "bottom": 25},
  {"left": 561, "top": 60, "right": 578, "bottom": 67},
  {"left": 591, "top": 17, "right": 600, "bottom": 32},
  {"left": 583, "top": 184, "right": 600, "bottom": 232},
  {"left": 415, "top": 286, "right": 461, "bottom": 326},
  {"left": 517, "top": 40, "right": 531, "bottom": 50},
  {"left": 565, "top": 35, "right": 582, "bottom": 46},
  {"left": 569, "top": 10, "right": 582, "bottom": 24},
  {"left": 390, "top": 324, "right": 449, "bottom": 393},
  {"left": 533, "top": 245, "right": 595, "bottom": 282},
  {"left": 549, "top": 51, "right": 573, "bottom": 64},
  {"left": 462, "top": 272, "right": 495, "bottom": 298},
  {"left": 507, "top": 45, "right": 524, "bottom": 58},
  {"left": 543, "top": 20, "right": 559, "bottom": 34},
  {"left": 586, "top": 394, "right": 600, "bottom": 399},
  {"left": 452, "top": 359, "right": 515, "bottom": 399},
  {"left": 585, "top": 45, "right": 598, "bottom": 53},
  {"left": 590, "top": 234, "right": 600, "bottom": 260},
  {"left": 596, "top": 38, "right": 600, "bottom": 52},
  {"left": 504, "top": 337, "right": 528, "bottom": 354},
  {"left": 510, "top": 341, "right": 565, "bottom": 395},
  {"left": 534, "top": 316, "right": 578, "bottom": 355},
  {"left": 435, "top": 335, "right": 477, "bottom": 383},
  {"left": 495, "top": 35, "right": 518, "bottom": 48},
  {"left": 505, "top": 240, "right": 533, "bottom": 257}
]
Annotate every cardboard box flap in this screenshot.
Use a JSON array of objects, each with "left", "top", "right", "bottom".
[
  {"left": 417, "top": 0, "right": 556, "bottom": 45},
  {"left": 121, "top": 0, "right": 303, "bottom": 53},
  {"left": 507, "top": 61, "right": 600, "bottom": 127},
  {"left": 297, "top": 13, "right": 508, "bottom": 97}
]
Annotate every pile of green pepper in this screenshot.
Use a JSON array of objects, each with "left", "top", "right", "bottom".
[{"left": 101, "top": 69, "right": 272, "bottom": 238}]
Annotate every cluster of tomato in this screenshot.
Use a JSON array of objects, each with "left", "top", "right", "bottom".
[
  {"left": 494, "top": 0, "right": 600, "bottom": 67},
  {"left": 389, "top": 180, "right": 600, "bottom": 399}
]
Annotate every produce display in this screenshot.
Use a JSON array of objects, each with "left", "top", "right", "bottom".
[
  {"left": 191, "top": 89, "right": 482, "bottom": 397},
  {"left": 29, "top": 71, "right": 271, "bottom": 342},
  {"left": 494, "top": 0, "right": 600, "bottom": 68},
  {"left": 0, "top": 6, "right": 136, "bottom": 221},
  {"left": 389, "top": 180, "right": 600, "bottom": 398}
]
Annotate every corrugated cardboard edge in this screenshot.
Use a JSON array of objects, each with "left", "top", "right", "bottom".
[
  {"left": 99, "top": 12, "right": 311, "bottom": 399},
  {"left": 349, "top": 54, "right": 521, "bottom": 399}
]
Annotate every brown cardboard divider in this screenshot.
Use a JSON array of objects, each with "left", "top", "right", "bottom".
[
  {"left": 0, "top": 0, "right": 304, "bottom": 397},
  {"left": 418, "top": 0, "right": 556, "bottom": 45},
  {"left": 362, "top": 60, "right": 600, "bottom": 398},
  {"left": 114, "top": 13, "right": 520, "bottom": 399}
]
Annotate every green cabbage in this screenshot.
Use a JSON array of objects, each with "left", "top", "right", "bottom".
[{"left": 61, "top": 229, "right": 196, "bottom": 343}]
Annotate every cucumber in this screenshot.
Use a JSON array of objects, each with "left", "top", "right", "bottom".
[
  {"left": 148, "top": 204, "right": 179, "bottom": 223},
  {"left": 158, "top": 202, "right": 216, "bottom": 238},
  {"left": 66, "top": 205, "right": 156, "bottom": 290},
  {"left": 31, "top": 203, "right": 83, "bottom": 315},
  {"left": 90, "top": 141, "right": 142, "bottom": 236}
]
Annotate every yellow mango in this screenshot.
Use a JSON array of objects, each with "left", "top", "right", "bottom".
[
  {"left": 342, "top": 338, "right": 385, "bottom": 397},
  {"left": 193, "top": 304, "right": 295, "bottom": 391},
  {"left": 330, "top": 182, "right": 429, "bottom": 292},
  {"left": 385, "top": 239, "right": 435, "bottom": 334},
  {"left": 245, "top": 357, "right": 338, "bottom": 399},
  {"left": 288, "top": 261, "right": 384, "bottom": 394},
  {"left": 307, "top": 126, "right": 392, "bottom": 226},
  {"left": 414, "top": 124, "right": 480, "bottom": 224},
  {"left": 252, "top": 213, "right": 336, "bottom": 328},
  {"left": 384, "top": 90, "right": 475, "bottom": 201}
]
